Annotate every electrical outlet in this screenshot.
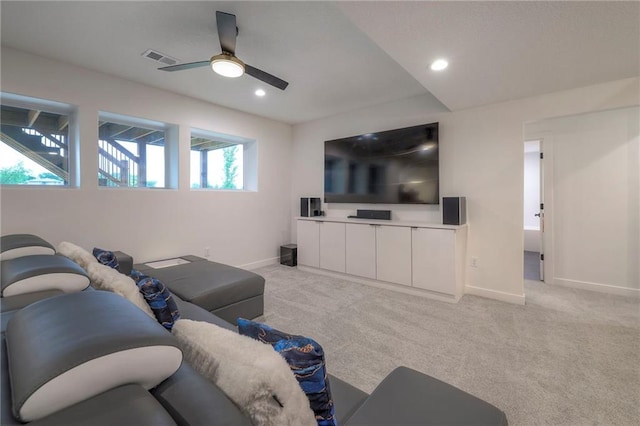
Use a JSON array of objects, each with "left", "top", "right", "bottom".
[
  {"left": 204, "top": 247, "right": 210, "bottom": 258},
  {"left": 471, "top": 256, "right": 478, "bottom": 268}
]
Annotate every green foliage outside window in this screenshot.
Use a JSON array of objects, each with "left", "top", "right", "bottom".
[
  {"left": 0, "top": 162, "right": 33, "bottom": 184},
  {"left": 221, "top": 145, "right": 238, "bottom": 189},
  {"left": 0, "top": 163, "right": 65, "bottom": 185}
]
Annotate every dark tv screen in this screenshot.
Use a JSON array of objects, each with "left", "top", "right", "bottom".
[{"left": 324, "top": 122, "right": 439, "bottom": 204}]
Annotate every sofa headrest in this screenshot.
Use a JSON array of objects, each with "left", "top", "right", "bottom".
[
  {"left": 5, "top": 291, "right": 183, "bottom": 422},
  {"left": 1, "top": 254, "right": 90, "bottom": 297},
  {"left": 0, "top": 234, "right": 55, "bottom": 261}
]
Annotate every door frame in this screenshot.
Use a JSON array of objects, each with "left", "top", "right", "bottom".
[
  {"left": 538, "top": 138, "right": 545, "bottom": 281},
  {"left": 524, "top": 132, "right": 555, "bottom": 285}
]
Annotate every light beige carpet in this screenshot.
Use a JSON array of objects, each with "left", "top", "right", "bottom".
[{"left": 255, "top": 264, "right": 640, "bottom": 426}]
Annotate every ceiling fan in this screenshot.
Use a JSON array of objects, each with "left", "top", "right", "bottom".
[{"left": 158, "top": 11, "right": 289, "bottom": 91}]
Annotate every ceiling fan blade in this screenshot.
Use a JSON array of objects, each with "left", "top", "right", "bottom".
[
  {"left": 158, "top": 60, "right": 211, "bottom": 72},
  {"left": 245, "top": 64, "right": 289, "bottom": 90},
  {"left": 216, "top": 11, "right": 237, "bottom": 55}
]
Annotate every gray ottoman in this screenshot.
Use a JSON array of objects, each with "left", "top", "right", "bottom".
[{"left": 134, "top": 256, "right": 264, "bottom": 325}]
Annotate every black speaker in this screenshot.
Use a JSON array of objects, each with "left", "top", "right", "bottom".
[
  {"left": 300, "top": 197, "right": 322, "bottom": 217},
  {"left": 280, "top": 244, "right": 297, "bottom": 267},
  {"left": 300, "top": 198, "right": 309, "bottom": 217},
  {"left": 443, "top": 197, "right": 466, "bottom": 225},
  {"left": 356, "top": 209, "right": 391, "bottom": 220}
]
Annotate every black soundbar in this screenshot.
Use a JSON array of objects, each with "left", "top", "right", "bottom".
[{"left": 348, "top": 209, "right": 391, "bottom": 220}]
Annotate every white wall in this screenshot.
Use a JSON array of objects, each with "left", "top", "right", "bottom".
[
  {"left": 0, "top": 48, "right": 293, "bottom": 267},
  {"left": 291, "top": 77, "right": 639, "bottom": 303},
  {"left": 291, "top": 93, "right": 450, "bottom": 223},
  {"left": 526, "top": 106, "right": 639, "bottom": 295}
]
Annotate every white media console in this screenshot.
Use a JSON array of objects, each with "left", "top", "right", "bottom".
[{"left": 296, "top": 217, "right": 468, "bottom": 303}]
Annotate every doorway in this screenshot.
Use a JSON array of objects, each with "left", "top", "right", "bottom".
[{"left": 523, "top": 140, "right": 542, "bottom": 281}]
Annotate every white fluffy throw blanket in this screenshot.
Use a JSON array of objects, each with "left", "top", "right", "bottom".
[
  {"left": 57, "top": 241, "right": 98, "bottom": 270},
  {"left": 172, "top": 319, "right": 316, "bottom": 426},
  {"left": 85, "top": 262, "right": 155, "bottom": 318}
]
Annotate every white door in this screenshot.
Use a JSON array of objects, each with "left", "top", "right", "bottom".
[
  {"left": 376, "top": 225, "right": 412, "bottom": 286},
  {"left": 319, "top": 222, "right": 346, "bottom": 272},
  {"left": 345, "top": 223, "right": 376, "bottom": 279},
  {"left": 412, "top": 228, "right": 455, "bottom": 295},
  {"left": 297, "top": 220, "right": 320, "bottom": 267}
]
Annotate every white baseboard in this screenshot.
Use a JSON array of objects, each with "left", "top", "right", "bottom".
[
  {"left": 298, "top": 266, "right": 460, "bottom": 303},
  {"left": 238, "top": 257, "right": 279, "bottom": 271},
  {"left": 465, "top": 285, "right": 526, "bottom": 305},
  {"left": 553, "top": 277, "right": 640, "bottom": 298}
]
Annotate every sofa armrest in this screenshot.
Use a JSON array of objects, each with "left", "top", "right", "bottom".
[
  {"left": 0, "top": 290, "right": 64, "bottom": 313},
  {"left": 30, "top": 385, "right": 177, "bottom": 426},
  {"left": 328, "top": 374, "right": 368, "bottom": 424},
  {"left": 344, "top": 367, "right": 508, "bottom": 426},
  {"left": 152, "top": 363, "right": 251, "bottom": 426},
  {"left": 113, "top": 251, "right": 133, "bottom": 276}
]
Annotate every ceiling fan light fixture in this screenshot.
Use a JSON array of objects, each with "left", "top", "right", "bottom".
[{"left": 211, "top": 54, "right": 245, "bottom": 78}]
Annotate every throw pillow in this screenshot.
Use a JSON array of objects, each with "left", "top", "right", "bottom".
[
  {"left": 92, "top": 247, "right": 119, "bottom": 270},
  {"left": 57, "top": 241, "right": 99, "bottom": 270},
  {"left": 86, "top": 263, "right": 155, "bottom": 319},
  {"left": 172, "top": 319, "right": 316, "bottom": 426},
  {"left": 130, "top": 269, "right": 180, "bottom": 331},
  {"left": 238, "top": 318, "right": 337, "bottom": 426}
]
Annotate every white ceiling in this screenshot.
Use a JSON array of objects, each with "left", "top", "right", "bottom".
[
  {"left": 338, "top": 1, "right": 640, "bottom": 111},
  {"left": 1, "top": 1, "right": 638, "bottom": 125}
]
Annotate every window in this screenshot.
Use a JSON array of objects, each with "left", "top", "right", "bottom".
[
  {"left": 190, "top": 129, "right": 255, "bottom": 190},
  {"left": 0, "top": 94, "right": 75, "bottom": 186},
  {"left": 98, "top": 113, "right": 176, "bottom": 188}
]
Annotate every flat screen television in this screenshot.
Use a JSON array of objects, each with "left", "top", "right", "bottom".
[{"left": 324, "top": 122, "right": 439, "bottom": 204}]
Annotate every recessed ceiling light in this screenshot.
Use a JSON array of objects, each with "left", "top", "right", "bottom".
[
  {"left": 430, "top": 59, "right": 448, "bottom": 71},
  {"left": 255, "top": 89, "right": 266, "bottom": 97}
]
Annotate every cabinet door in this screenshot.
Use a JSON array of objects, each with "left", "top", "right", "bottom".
[
  {"left": 376, "top": 225, "right": 412, "bottom": 286},
  {"left": 412, "top": 228, "right": 455, "bottom": 295},
  {"left": 319, "top": 222, "right": 346, "bottom": 272},
  {"left": 297, "top": 220, "right": 320, "bottom": 268},
  {"left": 345, "top": 223, "right": 376, "bottom": 279}
]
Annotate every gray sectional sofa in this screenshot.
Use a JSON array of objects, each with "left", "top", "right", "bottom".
[{"left": 0, "top": 234, "right": 508, "bottom": 425}]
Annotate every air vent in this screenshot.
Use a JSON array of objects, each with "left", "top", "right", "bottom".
[{"left": 141, "top": 49, "right": 179, "bottom": 66}]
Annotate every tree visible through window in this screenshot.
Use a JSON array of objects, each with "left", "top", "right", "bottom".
[
  {"left": 190, "top": 131, "right": 243, "bottom": 190},
  {"left": 221, "top": 145, "right": 239, "bottom": 189},
  {"left": 0, "top": 104, "right": 70, "bottom": 186}
]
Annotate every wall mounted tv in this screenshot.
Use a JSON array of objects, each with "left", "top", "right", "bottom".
[{"left": 324, "top": 122, "right": 439, "bottom": 204}]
